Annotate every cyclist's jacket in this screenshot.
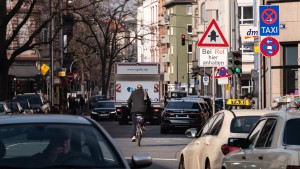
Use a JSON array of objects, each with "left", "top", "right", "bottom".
[{"left": 127, "top": 88, "right": 151, "bottom": 113}]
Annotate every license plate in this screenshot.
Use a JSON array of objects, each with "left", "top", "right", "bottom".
[{"left": 99, "top": 114, "right": 109, "bottom": 116}]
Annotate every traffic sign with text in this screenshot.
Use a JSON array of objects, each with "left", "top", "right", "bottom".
[
  {"left": 259, "top": 5, "right": 280, "bottom": 36},
  {"left": 199, "top": 48, "right": 228, "bottom": 67}
]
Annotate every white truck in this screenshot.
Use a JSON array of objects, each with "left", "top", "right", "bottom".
[{"left": 114, "top": 62, "right": 163, "bottom": 125}]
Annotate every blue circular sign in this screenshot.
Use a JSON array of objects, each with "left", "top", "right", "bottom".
[{"left": 219, "top": 67, "right": 227, "bottom": 77}]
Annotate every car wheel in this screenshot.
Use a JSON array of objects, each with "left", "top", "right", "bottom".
[
  {"left": 205, "top": 160, "right": 211, "bottom": 169},
  {"left": 178, "top": 156, "right": 185, "bottom": 169}
]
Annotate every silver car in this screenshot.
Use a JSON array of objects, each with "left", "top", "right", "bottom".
[{"left": 0, "top": 115, "right": 152, "bottom": 168}]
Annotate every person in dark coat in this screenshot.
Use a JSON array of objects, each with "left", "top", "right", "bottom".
[{"left": 127, "top": 84, "right": 151, "bottom": 142}]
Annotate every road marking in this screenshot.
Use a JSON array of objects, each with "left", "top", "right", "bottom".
[{"left": 126, "top": 157, "right": 177, "bottom": 161}]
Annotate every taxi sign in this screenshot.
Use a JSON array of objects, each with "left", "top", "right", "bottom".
[{"left": 226, "top": 99, "right": 250, "bottom": 106}]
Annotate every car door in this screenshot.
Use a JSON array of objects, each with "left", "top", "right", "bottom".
[
  {"left": 252, "top": 118, "right": 279, "bottom": 169},
  {"left": 227, "top": 119, "right": 267, "bottom": 169},
  {"left": 185, "top": 114, "right": 219, "bottom": 169}
]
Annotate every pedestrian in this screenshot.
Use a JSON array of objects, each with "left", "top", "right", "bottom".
[{"left": 127, "top": 84, "right": 151, "bottom": 142}]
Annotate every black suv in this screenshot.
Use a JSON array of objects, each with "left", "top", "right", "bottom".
[{"left": 160, "top": 99, "right": 211, "bottom": 134}]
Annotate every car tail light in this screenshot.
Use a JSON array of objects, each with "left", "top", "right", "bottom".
[
  {"left": 153, "top": 108, "right": 160, "bottom": 112},
  {"left": 287, "top": 166, "right": 300, "bottom": 169},
  {"left": 116, "top": 108, "right": 122, "bottom": 112},
  {"left": 221, "top": 144, "right": 240, "bottom": 155}
]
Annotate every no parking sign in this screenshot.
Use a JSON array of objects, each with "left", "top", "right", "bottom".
[{"left": 260, "top": 37, "right": 279, "bottom": 57}]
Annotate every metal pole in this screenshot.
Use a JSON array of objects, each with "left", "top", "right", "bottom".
[
  {"left": 212, "top": 67, "right": 215, "bottom": 114},
  {"left": 49, "top": 0, "right": 54, "bottom": 107},
  {"left": 269, "top": 57, "right": 272, "bottom": 110}
]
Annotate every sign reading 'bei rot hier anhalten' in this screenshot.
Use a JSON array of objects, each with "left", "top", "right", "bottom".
[{"left": 199, "top": 48, "right": 228, "bottom": 67}]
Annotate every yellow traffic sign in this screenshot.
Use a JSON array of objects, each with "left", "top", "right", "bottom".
[
  {"left": 41, "top": 64, "right": 49, "bottom": 75},
  {"left": 226, "top": 99, "right": 250, "bottom": 106}
]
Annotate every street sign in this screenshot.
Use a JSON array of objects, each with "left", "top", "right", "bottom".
[
  {"left": 40, "top": 64, "right": 49, "bottom": 76},
  {"left": 203, "top": 76, "right": 209, "bottom": 86},
  {"left": 198, "top": 48, "right": 228, "bottom": 67},
  {"left": 259, "top": 5, "right": 280, "bottom": 36},
  {"left": 217, "top": 77, "right": 228, "bottom": 85},
  {"left": 67, "top": 72, "right": 75, "bottom": 81},
  {"left": 214, "top": 67, "right": 231, "bottom": 78},
  {"left": 260, "top": 37, "right": 280, "bottom": 57},
  {"left": 197, "top": 19, "right": 229, "bottom": 47}
]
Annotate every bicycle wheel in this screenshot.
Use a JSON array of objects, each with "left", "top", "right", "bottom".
[{"left": 136, "top": 125, "right": 142, "bottom": 146}]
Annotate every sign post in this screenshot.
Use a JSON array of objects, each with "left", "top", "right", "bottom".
[
  {"left": 259, "top": 5, "right": 280, "bottom": 110},
  {"left": 197, "top": 19, "right": 229, "bottom": 114}
]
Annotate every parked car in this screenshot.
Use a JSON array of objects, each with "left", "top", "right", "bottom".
[
  {"left": 88, "top": 95, "right": 109, "bottom": 109},
  {"left": 5, "top": 101, "right": 24, "bottom": 114},
  {"left": 12, "top": 98, "right": 34, "bottom": 114},
  {"left": 222, "top": 110, "right": 300, "bottom": 169},
  {"left": 0, "top": 114, "right": 152, "bottom": 168},
  {"left": 177, "top": 109, "right": 274, "bottom": 169},
  {"left": 14, "top": 93, "right": 50, "bottom": 114},
  {"left": 90, "top": 100, "right": 116, "bottom": 120},
  {"left": 160, "top": 98, "right": 211, "bottom": 134},
  {"left": 0, "top": 102, "right": 11, "bottom": 115}
]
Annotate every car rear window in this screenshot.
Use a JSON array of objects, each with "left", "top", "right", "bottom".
[
  {"left": 166, "top": 102, "right": 200, "bottom": 109},
  {"left": 284, "top": 118, "right": 300, "bottom": 145},
  {"left": 230, "top": 116, "right": 261, "bottom": 133}
]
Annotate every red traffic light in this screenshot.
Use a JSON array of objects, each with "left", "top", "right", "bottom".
[{"left": 181, "top": 34, "right": 186, "bottom": 46}]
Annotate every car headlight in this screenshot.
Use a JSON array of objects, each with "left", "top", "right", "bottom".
[{"left": 91, "top": 111, "right": 97, "bottom": 114}]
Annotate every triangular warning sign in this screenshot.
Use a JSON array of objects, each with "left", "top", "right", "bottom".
[{"left": 197, "top": 19, "right": 229, "bottom": 47}]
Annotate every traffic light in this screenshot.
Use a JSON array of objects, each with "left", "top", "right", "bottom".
[
  {"left": 181, "top": 34, "right": 186, "bottom": 46},
  {"left": 233, "top": 51, "right": 242, "bottom": 74},
  {"left": 227, "top": 52, "right": 234, "bottom": 75}
]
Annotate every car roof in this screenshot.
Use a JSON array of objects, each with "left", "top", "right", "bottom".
[
  {"left": 261, "top": 110, "right": 300, "bottom": 120},
  {"left": 96, "top": 100, "right": 114, "bottom": 102},
  {"left": 0, "top": 115, "right": 92, "bottom": 125},
  {"left": 168, "top": 99, "right": 201, "bottom": 103},
  {"left": 221, "top": 109, "right": 277, "bottom": 117}
]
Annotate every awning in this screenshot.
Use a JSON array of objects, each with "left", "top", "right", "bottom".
[{"left": 9, "top": 65, "right": 40, "bottom": 78}]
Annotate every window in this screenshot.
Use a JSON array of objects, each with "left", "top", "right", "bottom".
[
  {"left": 238, "top": 6, "right": 253, "bottom": 24},
  {"left": 209, "top": 113, "right": 224, "bottom": 135},
  {"left": 187, "top": 25, "right": 192, "bottom": 34},
  {"left": 231, "top": 116, "right": 261, "bottom": 133},
  {"left": 283, "top": 45, "right": 298, "bottom": 95},
  {"left": 201, "top": 3, "right": 207, "bottom": 23},
  {"left": 255, "top": 119, "right": 276, "bottom": 148},
  {"left": 186, "top": 5, "right": 192, "bottom": 15},
  {"left": 248, "top": 119, "right": 266, "bottom": 145},
  {"left": 284, "top": 118, "right": 300, "bottom": 145},
  {"left": 198, "top": 114, "right": 219, "bottom": 137},
  {"left": 188, "top": 43, "right": 192, "bottom": 53}
]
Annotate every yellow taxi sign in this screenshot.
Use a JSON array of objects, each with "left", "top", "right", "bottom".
[{"left": 226, "top": 99, "right": 250, "bottom": 106}]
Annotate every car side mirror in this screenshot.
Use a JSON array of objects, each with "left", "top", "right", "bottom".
[{"left": 185, "top": 128, "right": 197, "bottom": 138}]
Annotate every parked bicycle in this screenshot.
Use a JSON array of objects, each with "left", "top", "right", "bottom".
[{"left": 135, "top": 114, "right": 144, "bottom": 146}]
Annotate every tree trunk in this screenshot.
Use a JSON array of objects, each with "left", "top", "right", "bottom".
[{"left": 0, "top": 64, "right": 9, "bottom": 101}]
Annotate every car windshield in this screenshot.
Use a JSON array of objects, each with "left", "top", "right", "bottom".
[
  {"left": 284, "top": 118, "right": 300, "bottom": 145},
  {"left": 230, "top": 116, "right": 261, "bottom": 133},
  {"left": 95, "top": 102, "right": 114, "bottom": 108},
  {"left": 19, "top": 95, "right": 41, "bottom": 105},
  {"left": 0, "top": 123, "right": 124, "bottom": 168},
  {"left": 166, "top": 102, "right": 200, "bottom": 109}
]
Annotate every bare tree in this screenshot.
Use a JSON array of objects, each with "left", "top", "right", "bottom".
[
  {"left": 69, "top": 0, "right": 144, "bottom": 96},
  {"left": 0, "top": 0, "right": 103, "bottom": 101}
]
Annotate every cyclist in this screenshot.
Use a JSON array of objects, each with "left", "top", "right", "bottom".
[{"left": 127, "top": 84, "right": 151, "bottom": 142}]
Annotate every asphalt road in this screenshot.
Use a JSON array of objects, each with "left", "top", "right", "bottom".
[{"left": 98, "top": 120, "right": 193, "bottom": 169}]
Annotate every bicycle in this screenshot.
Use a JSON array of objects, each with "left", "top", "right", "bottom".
[{"left": 135, "top": 114, "right": 144, "bottom": 146}]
